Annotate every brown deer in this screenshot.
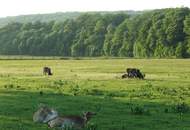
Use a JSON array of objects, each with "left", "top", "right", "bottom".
[{"left": 48, "top": 112, "right": 96, "bottom": 129}]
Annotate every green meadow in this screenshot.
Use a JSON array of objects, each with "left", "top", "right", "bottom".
[{"left": 0, "top": 59, "right": 190, "bottom": 130}]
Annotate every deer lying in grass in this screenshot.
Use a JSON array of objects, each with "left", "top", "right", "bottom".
[
  {"left": 33, "top": 106, "right": 58, "bottom": 123},
  {"left": 48, "top": 111, "right": 96, "bottom": 129}
]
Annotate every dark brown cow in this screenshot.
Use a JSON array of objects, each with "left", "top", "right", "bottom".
[
  {"left": 122, "top": 68, "right": 145, "bottom": 79},
  {"left": 43, "top": 67, "right": 53, "bottom": 76}
]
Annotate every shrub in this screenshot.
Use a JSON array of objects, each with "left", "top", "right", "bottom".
[
  {"left": 173, "top": 102, "right": 189, "bottom": 113},
  {"left": 104, "top": 91, "right": 127, "bottom": 98},
  {"left": 69, "top": 84, "right": 80, "bottom": 96},
  {"left": 54, "top": 80, "right": 67, "bottom": 87},
  {"left": 82, "top": 88, "right": 104, "bottom": 96},
  {"left": 130, "top": 105, "right": 150, "bottom": 115},
  {"left": 164, "top": 108, "right": 169, "bottom": 113},
  {"left": 4, "top": 84, "right": 14, "bottom": 89}
]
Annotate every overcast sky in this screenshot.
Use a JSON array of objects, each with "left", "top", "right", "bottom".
[{"left": 0, "top": 0, "right": 189, "bottom": 18}]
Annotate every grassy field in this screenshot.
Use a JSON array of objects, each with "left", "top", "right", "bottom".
[{"left": 0, "top": 59, "right": 190, "bottom": 130}]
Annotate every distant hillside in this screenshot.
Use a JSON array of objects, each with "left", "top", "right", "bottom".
[
  {"left": 0, "top": 11, "right": 140, "bottom": 27},
  {"left": 0, "top": 12, "right": 81, "bottom": 27}
]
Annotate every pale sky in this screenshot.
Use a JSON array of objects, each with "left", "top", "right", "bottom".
[{"left": 0, "top": 0, "right": 189, "bottom": 18}]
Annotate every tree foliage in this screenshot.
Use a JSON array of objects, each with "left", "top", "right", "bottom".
[{"left": 0, "top": 8, "right": 189, "bottom": 58}]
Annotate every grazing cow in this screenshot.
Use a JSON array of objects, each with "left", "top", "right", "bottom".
[
  {"left": 48, "top": 111, "right": 96, "bottom": 129},
  {"left": 33, "top": 106, "right": 58, "bottom": 123},
  {"left": 43, "top": 67, "right": 53, "bottom": 76},
  {"left": 122, "top": 68, "right": 145, "bottom": 79}
]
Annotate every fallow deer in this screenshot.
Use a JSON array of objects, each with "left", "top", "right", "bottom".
[
  {"left": 48, "top": 111, "right": 96, "bottom": 129},
  {"left": 33, "top": 106, "right": 58, "bottom": 123}
]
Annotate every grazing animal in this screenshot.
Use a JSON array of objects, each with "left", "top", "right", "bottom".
[
  {"left": 33, "top": 106, "right": 58, "bottom": 123},
  {"left": 122, "top": 68, "right": 145, "bottom": 79},
  {"left": 43, "top": 67, "right": 53, "bottom": 76},
  {"left": 48, "top": 112, "right": 96, "bottom": 129}
]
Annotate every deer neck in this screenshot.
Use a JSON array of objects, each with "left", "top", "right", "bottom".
[{"left": 45, "top": 113, "right": 58, "bottom": 123}]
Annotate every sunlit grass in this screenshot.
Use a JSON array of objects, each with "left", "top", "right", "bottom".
[{"left": 0, "top": 59, "right": 190, "bottom": 130}]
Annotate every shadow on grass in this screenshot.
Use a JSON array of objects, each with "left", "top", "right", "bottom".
[{"left": 0, "top": 90, "right": 189, "bottom": 130}]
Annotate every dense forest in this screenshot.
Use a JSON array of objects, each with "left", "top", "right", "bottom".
[
  {"left": 0, "top": 11, "right": 139, "bottom": 27},
  {"left": 0, "top": 12, "right": 81, "bottom": 27},
  {"left": 0, "top": 8, "right": 190, "bottom": 58}
]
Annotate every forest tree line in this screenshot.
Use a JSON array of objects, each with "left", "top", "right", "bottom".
[
  {"left": 0, "top": 8, "right": 190, "bottom": 58},
  {"left": 0, "top": 12, "right": 81, "bottom": 27}
]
